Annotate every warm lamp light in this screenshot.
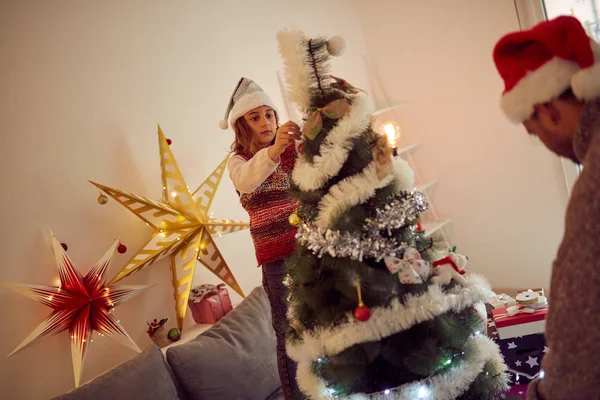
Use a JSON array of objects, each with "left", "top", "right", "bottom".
[{"left": 378, "top": 120, "right": 402, "bottom": 149}]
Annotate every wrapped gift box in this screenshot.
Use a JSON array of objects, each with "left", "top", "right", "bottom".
[
  {"left": 488, "top": 293, "right": 517, "bottom": 309},
  {"left": 487, "top": 316, "right": 546, "bottom": 386},
  {"left": 188, "top": 284, "right": 233, "bottom": 324},
  {"left": 491, "top": 306, "right": 547, "bottom": 340},
  {"left": 503, "top": 384, "right": 529, "bottom": 399}
]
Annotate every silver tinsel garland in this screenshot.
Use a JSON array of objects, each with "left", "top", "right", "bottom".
[
  {"left": 365, "top": 191, "right": 428, "bottom": 234},
  {"left": 296, "top": 191, "right": 428, "bottom": 261}
]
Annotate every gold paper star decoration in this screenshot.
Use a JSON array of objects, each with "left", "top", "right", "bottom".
[
  {"left": 0, "top": 231, "right": 148, "bottom": 387},
  {"left": 90, "top": 125, "right": 249, "bottom": 330}
]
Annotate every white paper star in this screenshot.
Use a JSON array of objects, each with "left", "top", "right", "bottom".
[
  {"left": 515, "top": 360, "right": 522, "bottom": 367},
  {"left": 543, "top": 346, "right": 549, "bottom": 353},
  {"left": 508, "top": 342, "right": 517, "bottom": 349},
  {"left": 519, "top": 391, "right": 524, "bottom": 395},
  {"left": 526, "top": 356, "right": 539, "bottom": 368}
]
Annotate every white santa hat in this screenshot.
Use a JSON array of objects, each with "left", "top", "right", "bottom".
[
  {"left": 219, "top": 77, "right": 278, "bottom": 130},
  {"left": 493, "top": 15, "right": 600, "bottom": 123}
]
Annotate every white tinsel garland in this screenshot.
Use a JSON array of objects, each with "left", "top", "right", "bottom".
[
  {"left": 295, "top": 335, "right": 508, "bottom": 400},
  {"left": 277, "top": 30, "right": 314, "bottom": 112},
  {"left": 292, "top": 95, "right": 372, "bottom": 191},
  {"left": 391, "top": 157, "right": 415, "bottom": 192},
  {"left": 286, "top": 274, "right": 493, "bottom": 363},
  {"left": 296, "top": 191, "right": 428, "bottom": 261},
  {"left": 315, "top": 162, "right": 394, "bottom": 228}
]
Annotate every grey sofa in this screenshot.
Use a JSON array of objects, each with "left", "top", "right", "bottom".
[{"left": 52, "top": 286, "right": 284, "bottom": 400}]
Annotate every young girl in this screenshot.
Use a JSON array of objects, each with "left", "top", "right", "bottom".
[{"left": 220, "top": 77, "right": 301, "bottom": 399}]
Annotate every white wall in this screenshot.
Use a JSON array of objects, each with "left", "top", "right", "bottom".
[
  {"left": 354, "top": 0, "right": 568, "bottom": 291},
  {"left": 0, "top": 1, "right": 573, "bottom": 398},
  {"left": 0, "top": 1, "right": 371, "bottom": 398}
]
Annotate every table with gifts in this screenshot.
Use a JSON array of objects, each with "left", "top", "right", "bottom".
[{"left": 486, "top": 289, "right": 549, "bottom": 399}]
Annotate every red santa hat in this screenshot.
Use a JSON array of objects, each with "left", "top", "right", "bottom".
[
  {"left": 493, "top": 16, "right": 600, "bottom": 123},
  {"left": 219, "top": 77, "right": 277, "bottom": 130}
]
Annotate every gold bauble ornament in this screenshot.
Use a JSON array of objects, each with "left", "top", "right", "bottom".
[
  {"left": 97, "top": 194, "right": 108, "bottom": 205},
  {"left": 289, "top": 211, "right": 302, "bottom": 227}
]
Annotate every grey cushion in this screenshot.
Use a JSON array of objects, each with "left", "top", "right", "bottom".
[
  {"left": 265, "top": 387, "right": 285, "bottom": 400},
  {"left": 52, "top": 345, "right": 179, "bottom": 400},
  {"left": 166, "top": 286, "right": 279, "bottom": 400}
]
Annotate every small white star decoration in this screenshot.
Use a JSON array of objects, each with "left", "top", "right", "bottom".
[
  {"left": 543, "top": 346, "right": 549, "bottom": 353},
  {"left": 515, "top": 360, "right": 522, "bottom": 367},
  {"left": 526, "top": 356, "right": 539, "bottom": 369},
  {"left": 507, "top": 342, "right": 517, "bottom": 349}
]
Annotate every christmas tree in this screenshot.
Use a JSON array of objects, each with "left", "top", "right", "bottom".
[{"left": 277, "top": 30, "right": 508, "bottom": 399}]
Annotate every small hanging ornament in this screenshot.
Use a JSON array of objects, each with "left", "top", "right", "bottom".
[
  {"left": 411, "top": 218, "right": 423, "bottom": 233},
  {"left": 117, "top": 244, "right": 127, "bottom": 254},
  {"left": 166, "top": 138, "right": 172, "bottom": 145},
  {"left": 167, "top": 328, "right": 181, "bottom": 342},
  {"left": 353, "top": 280, "right": 371, "bottom": 322},
  {"left": 97, "top": 194, "right": 108, "bottom": 205},
  {"left": 297, "top": 141, "right": 304, "bottom": 154},
  {"left": 302, "top": 99, "right": 351, "bottom": 140},
  {"left": 289, "top": 211, "right": 302, "bottom": 227},
  {"left": 431, "top": 253, "right": 468, "bottom": 286},
  {"left": 384, "top": 247, "right": 430, "bottom": 284},
  {"left": 61, "top": 243, "right": 68, "bottom": 251}
]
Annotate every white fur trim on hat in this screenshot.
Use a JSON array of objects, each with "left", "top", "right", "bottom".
[
  {"left": 500, "top": 57, "right": 580, "bottom": 123},
  {"left": 572, "top": 62, "right": 600, "bottom": 100},
  {"left": 571, "top": 43, "right": 600, "bottom": 101},
  {"left": 228, "top": 91, "right": 278, "bottom": 129}
]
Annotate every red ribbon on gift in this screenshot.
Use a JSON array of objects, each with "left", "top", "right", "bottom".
[{"left": 492, "top": 306, "right": 548, "bottom": 328}]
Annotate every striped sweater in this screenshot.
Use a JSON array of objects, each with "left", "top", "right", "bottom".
[{"left": 228, "top": 146, "right": 298, "bottom": 266}]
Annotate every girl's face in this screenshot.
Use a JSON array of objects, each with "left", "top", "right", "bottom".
[{"left": 242, "top": 106, "right": 277, "bottom": 151}]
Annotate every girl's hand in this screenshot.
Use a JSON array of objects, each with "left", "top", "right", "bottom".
[{"left": 268, "top": 121, "right": 301, "bottom": 161}]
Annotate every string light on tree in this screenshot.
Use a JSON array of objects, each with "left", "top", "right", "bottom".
[
  {"left": 417, "top": 385, "right": 431, "bottom": 399},
  {"left": 378, "top": 120, "right": 402, "bottom": 155}
]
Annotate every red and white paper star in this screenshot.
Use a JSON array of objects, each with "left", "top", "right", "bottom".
[{"left": 1, "top": 230, "right": 149, "bottom": 387}]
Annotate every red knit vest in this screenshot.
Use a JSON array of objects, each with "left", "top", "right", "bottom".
[{"left": 237, "top": 146, "right": 298, "bottom": 266}]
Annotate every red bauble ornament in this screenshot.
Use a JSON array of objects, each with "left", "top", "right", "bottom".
[
  {"left": 416, "top": 222, "right": 423, "bottom": 232},
  {"left": 298, "top": 142, "right": 304, "bottom": 154},
  {"left": 61, "top": 243, "right": 68, "bottom": 251},
  {"left": 166, "top": 138, "right": 172, "bottom": 145},
  {"left": 354, "top": 305, "right": 371, "bottom": 322},
  {"left": 117, "top": 244, "right": 127, "bottom": 254}
]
